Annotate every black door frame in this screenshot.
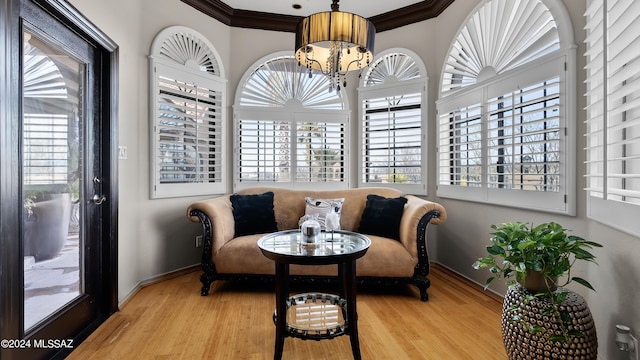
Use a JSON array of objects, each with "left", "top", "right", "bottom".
[{"left": 0, "top": 0, "right": 118, "bottom": 359}]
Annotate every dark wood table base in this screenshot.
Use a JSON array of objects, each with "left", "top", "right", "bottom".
[{"left": 273, "top": 260, "right": 362, "bottom": 360}]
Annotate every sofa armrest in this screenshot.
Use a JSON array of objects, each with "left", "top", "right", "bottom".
[
  {"left": 186, "top": 195, "right": 235, "bottom": 256},
  {"left": 398, "top": 195, "right": 447, "bottom": 259}
]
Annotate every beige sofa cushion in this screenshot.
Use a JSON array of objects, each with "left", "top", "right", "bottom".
[{"left": 214, "top": 233, "right": 417, "bottom": 278}]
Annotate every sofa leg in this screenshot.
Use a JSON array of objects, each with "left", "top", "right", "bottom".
[
  {"left": 200, "top": 273, "right": 214, "bottom": 296},
  {"left": 419, "top": 288, "right": 429, "bottom": 302},
  {"left": 413, "top": 278, "right": 430, "bottom": 302}
]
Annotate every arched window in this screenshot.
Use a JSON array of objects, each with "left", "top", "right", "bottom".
[
  {"left": 149, "top": 26, "right": 226, "bottom": 198},
  {"left": 358, "top": 49, "right": 427, "bottom": 194},
  {"left": 436, "top": 0, "right": 576, "bottom": 214},
  {"left": 233, "top": 52, "right": 349, "bottom": 191}
]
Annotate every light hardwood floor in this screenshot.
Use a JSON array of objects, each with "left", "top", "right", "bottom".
[{"left": 68, "top": 264, "right": 507, "bottom": 359}]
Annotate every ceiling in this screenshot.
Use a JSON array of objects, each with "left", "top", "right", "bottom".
[
  {"left": 181, "top": 0, "right": 455, "bottom": 32},
  {"left": 218, "top": 0, "right": 425, "bottom": 18}
]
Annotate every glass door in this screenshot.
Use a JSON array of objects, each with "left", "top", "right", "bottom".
[
  {"left": 1, "top": 0, "right": 116, "bottom": 358},
  {"left": 22, "top": 28, "right": 84, "bottom": 331}
]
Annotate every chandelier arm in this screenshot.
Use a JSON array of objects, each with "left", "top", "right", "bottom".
[
  {"left": 301, "top": 50, "right": 328, "bottom": 76},
  {"left": 341, "top": 52, "right": 368, "bottom": 74}
]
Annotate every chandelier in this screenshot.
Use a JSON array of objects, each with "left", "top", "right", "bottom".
[{"left": 295, "top": 0, "right": 376, "bottom": 92}]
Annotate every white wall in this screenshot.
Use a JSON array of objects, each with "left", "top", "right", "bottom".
[
  {"left": 67, "top": 0, "right": 232, "bottom": 301},
  {"left": 66, "top": 0, "right": 640, "bottom": 359}
]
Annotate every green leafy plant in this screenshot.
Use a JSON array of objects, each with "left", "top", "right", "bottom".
[
  {"left": 23, "top": 182, "right": 77, "bottom": 222},
  {"left": 23, "top": 193, "right": 38, "bottom": 219},
  {"left": 473, "top": 221, "right": 602, "bottom": 342}
]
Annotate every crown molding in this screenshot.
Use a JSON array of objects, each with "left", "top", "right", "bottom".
[
  {"left": 370, "top": 0, "right": 456, "bottom": 32},
  {"left": 180, "top": 0, "right": 455, "bottom": 33}
]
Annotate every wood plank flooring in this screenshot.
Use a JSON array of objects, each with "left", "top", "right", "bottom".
[{"left": 68, "top": 264, "right": 507, "bottom": 359}]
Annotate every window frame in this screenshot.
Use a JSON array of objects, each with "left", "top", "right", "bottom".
[
  {"left": 435, "top": 0, "right": 577, "bottom": 215},
  {"left": 148, "top": 26, "right": 227, "bottom": 199},
  {"left": 233, "top": 52, "right": 350, "bottom": 192},
  {"left": 437, "top": 54, "right": 576, "bottom": 215},
  {"left": 357, "top": 49, "right": 428, "bottom": 194}
]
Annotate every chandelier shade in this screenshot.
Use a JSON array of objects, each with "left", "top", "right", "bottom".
[{"left": 295, "top": 0, "right": 375, "bottom": 91}]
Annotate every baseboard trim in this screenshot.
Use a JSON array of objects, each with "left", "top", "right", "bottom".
[
  {"left": 118, "top": 264, "right": 200, "bottom": 308},
  {"left": 118, "top": 263, "right": 503, "bottom": 308},
  {"left": 430, "top": 261, "right": 504, "bottom": 303}
]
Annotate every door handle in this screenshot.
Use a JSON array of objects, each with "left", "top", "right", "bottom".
[
  {"left": 92, "top": 177, "right": 106, "bottom": 204},
  {"left": 92, "top": 194, "right": 107, "bottom": 204}
]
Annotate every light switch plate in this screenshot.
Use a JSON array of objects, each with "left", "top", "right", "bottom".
[{"left": 118, "top": 145, "right": 127, "bottom": 159}]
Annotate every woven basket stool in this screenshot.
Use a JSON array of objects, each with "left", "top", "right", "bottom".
[{"left": 502, "top": 286, "right": 597, "bottom": 360}]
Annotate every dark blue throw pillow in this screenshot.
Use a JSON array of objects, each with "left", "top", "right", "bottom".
[
  {"left": 357, "top": 194, "right": 407, "bottom": 241},
  {"left": 230, "top": 191, "right": 278, "bottom": 237}
]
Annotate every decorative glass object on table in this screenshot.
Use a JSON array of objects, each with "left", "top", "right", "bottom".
[
  {"left": 300, "top": 217, "right": 321, "bottom": 245},
  {"left": 325, "top": 212, "right": 340, "bottom": 241}
]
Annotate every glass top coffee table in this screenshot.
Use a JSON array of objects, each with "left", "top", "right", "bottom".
[{"left": 258, "top": 230, "right": 371, "bottom": 360}]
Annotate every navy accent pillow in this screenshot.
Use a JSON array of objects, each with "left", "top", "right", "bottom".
[
  {"left": 357, "top": 194, "right": 408, "bottom": 241},
  {"left": 230, "top": 191, "right": 278, "bottom": 237}
]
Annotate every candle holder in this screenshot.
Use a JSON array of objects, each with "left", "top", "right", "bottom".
[{"left": 300, "top": 218, "right": 321, "bottom": 245}]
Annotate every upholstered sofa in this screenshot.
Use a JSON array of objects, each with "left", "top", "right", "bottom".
[{"left": 186, "top": 187, "right": 447, "bottom": 301}]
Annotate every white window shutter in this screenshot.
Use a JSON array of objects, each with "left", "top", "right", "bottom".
[
  {"left": 23, "top": 45, "right": 70, "bottom": 186},
  {"left": 362, "top": 93, "right": 422, "bottom": 185},
  {"left": 436, "top": 0, "right": 574, "bottom": 214},
  {"left": 149, "top": 26, "right": 227, "bottom": 198},
  {"left": 487, "top": 78, "right": 561, "bottom": 192},
  {"left": 586, "top": 0, "right": 640, "bottom": 236},
  {"left": 440, "top": 0, "right": 560, "bottom": 96},
  {"left": 358, "top": 49, "right": 427, "bottom": 194},
  {"left": 606, "top": 0, "right": 640, "bottom": 204},
  {"left": 233, "top": 54, "right": 349, "bottom": 191},
  {"left": 295, "top": 115, "right": 346, "bottom": 183},
  {"left": 438, "top": 103, "right": 483, "bottom": 189},
  {"left": 584, "top": 0, "right": 606, "bottom": 199},
  {"left": 236, "top": 118, "right": 291, "bottom": 183}
]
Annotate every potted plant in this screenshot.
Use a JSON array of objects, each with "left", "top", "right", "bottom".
[
  {"left": 23, "top": 186, "right": 73, "bottom": 262},
  {"left": 473, "top": 221, "right": 602, "bottom": 358}
]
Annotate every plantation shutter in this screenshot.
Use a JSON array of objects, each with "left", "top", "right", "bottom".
[
  {"left": 23, "top": 44, "right": 71, "bottom": 186},
  {"left": 233, "top": 54, "right": 348, "bottom": 191},
  {"left": 606, "top": 0, "right": 640, "bottom": 204},
  {"left": 151, "top": 62, "right": 225, "bottom": 198},
  {"left": 236, "top": 117, "right": 291, "bottom": 183},
  {"left": 295, "top": 114, "right": 346, "bottom": 183},
  {"left": 584, "top": 0, "right": 606, "bottom": 199},
  {"left": 585, "top": 0, "right": 640, "bottom": 236},
  {"left": 362, "top": 93, "right": 422, "bottom": 185},
  {"left": 436, "top": 0, "right": 573, "bottom": 214},
  {"left": 437, "top": 57, "right": 568, "bottom": 213},
  {"left": 234, "top": 112, "right": 347, "bottom": 187},
  {"left": 358, "top": 50, "right": 427, "bottom": 194},
  {"left": 156, "top": 72, "right": 222, "bottom": 181},
  {"left": 439, "top": 0, "right": 560, "bottom": 96},
  {"left": 150, "top": 26, "right": 227, "bottom": 198},
  {"left": 23, "top": 114, "right": 69, "bottom": 185},
  {"left": 486, "top": 78, "right": 561, "bottom": 192},
  {"left": 438, "top": 103, "right": 483, "bottom": 188}
]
